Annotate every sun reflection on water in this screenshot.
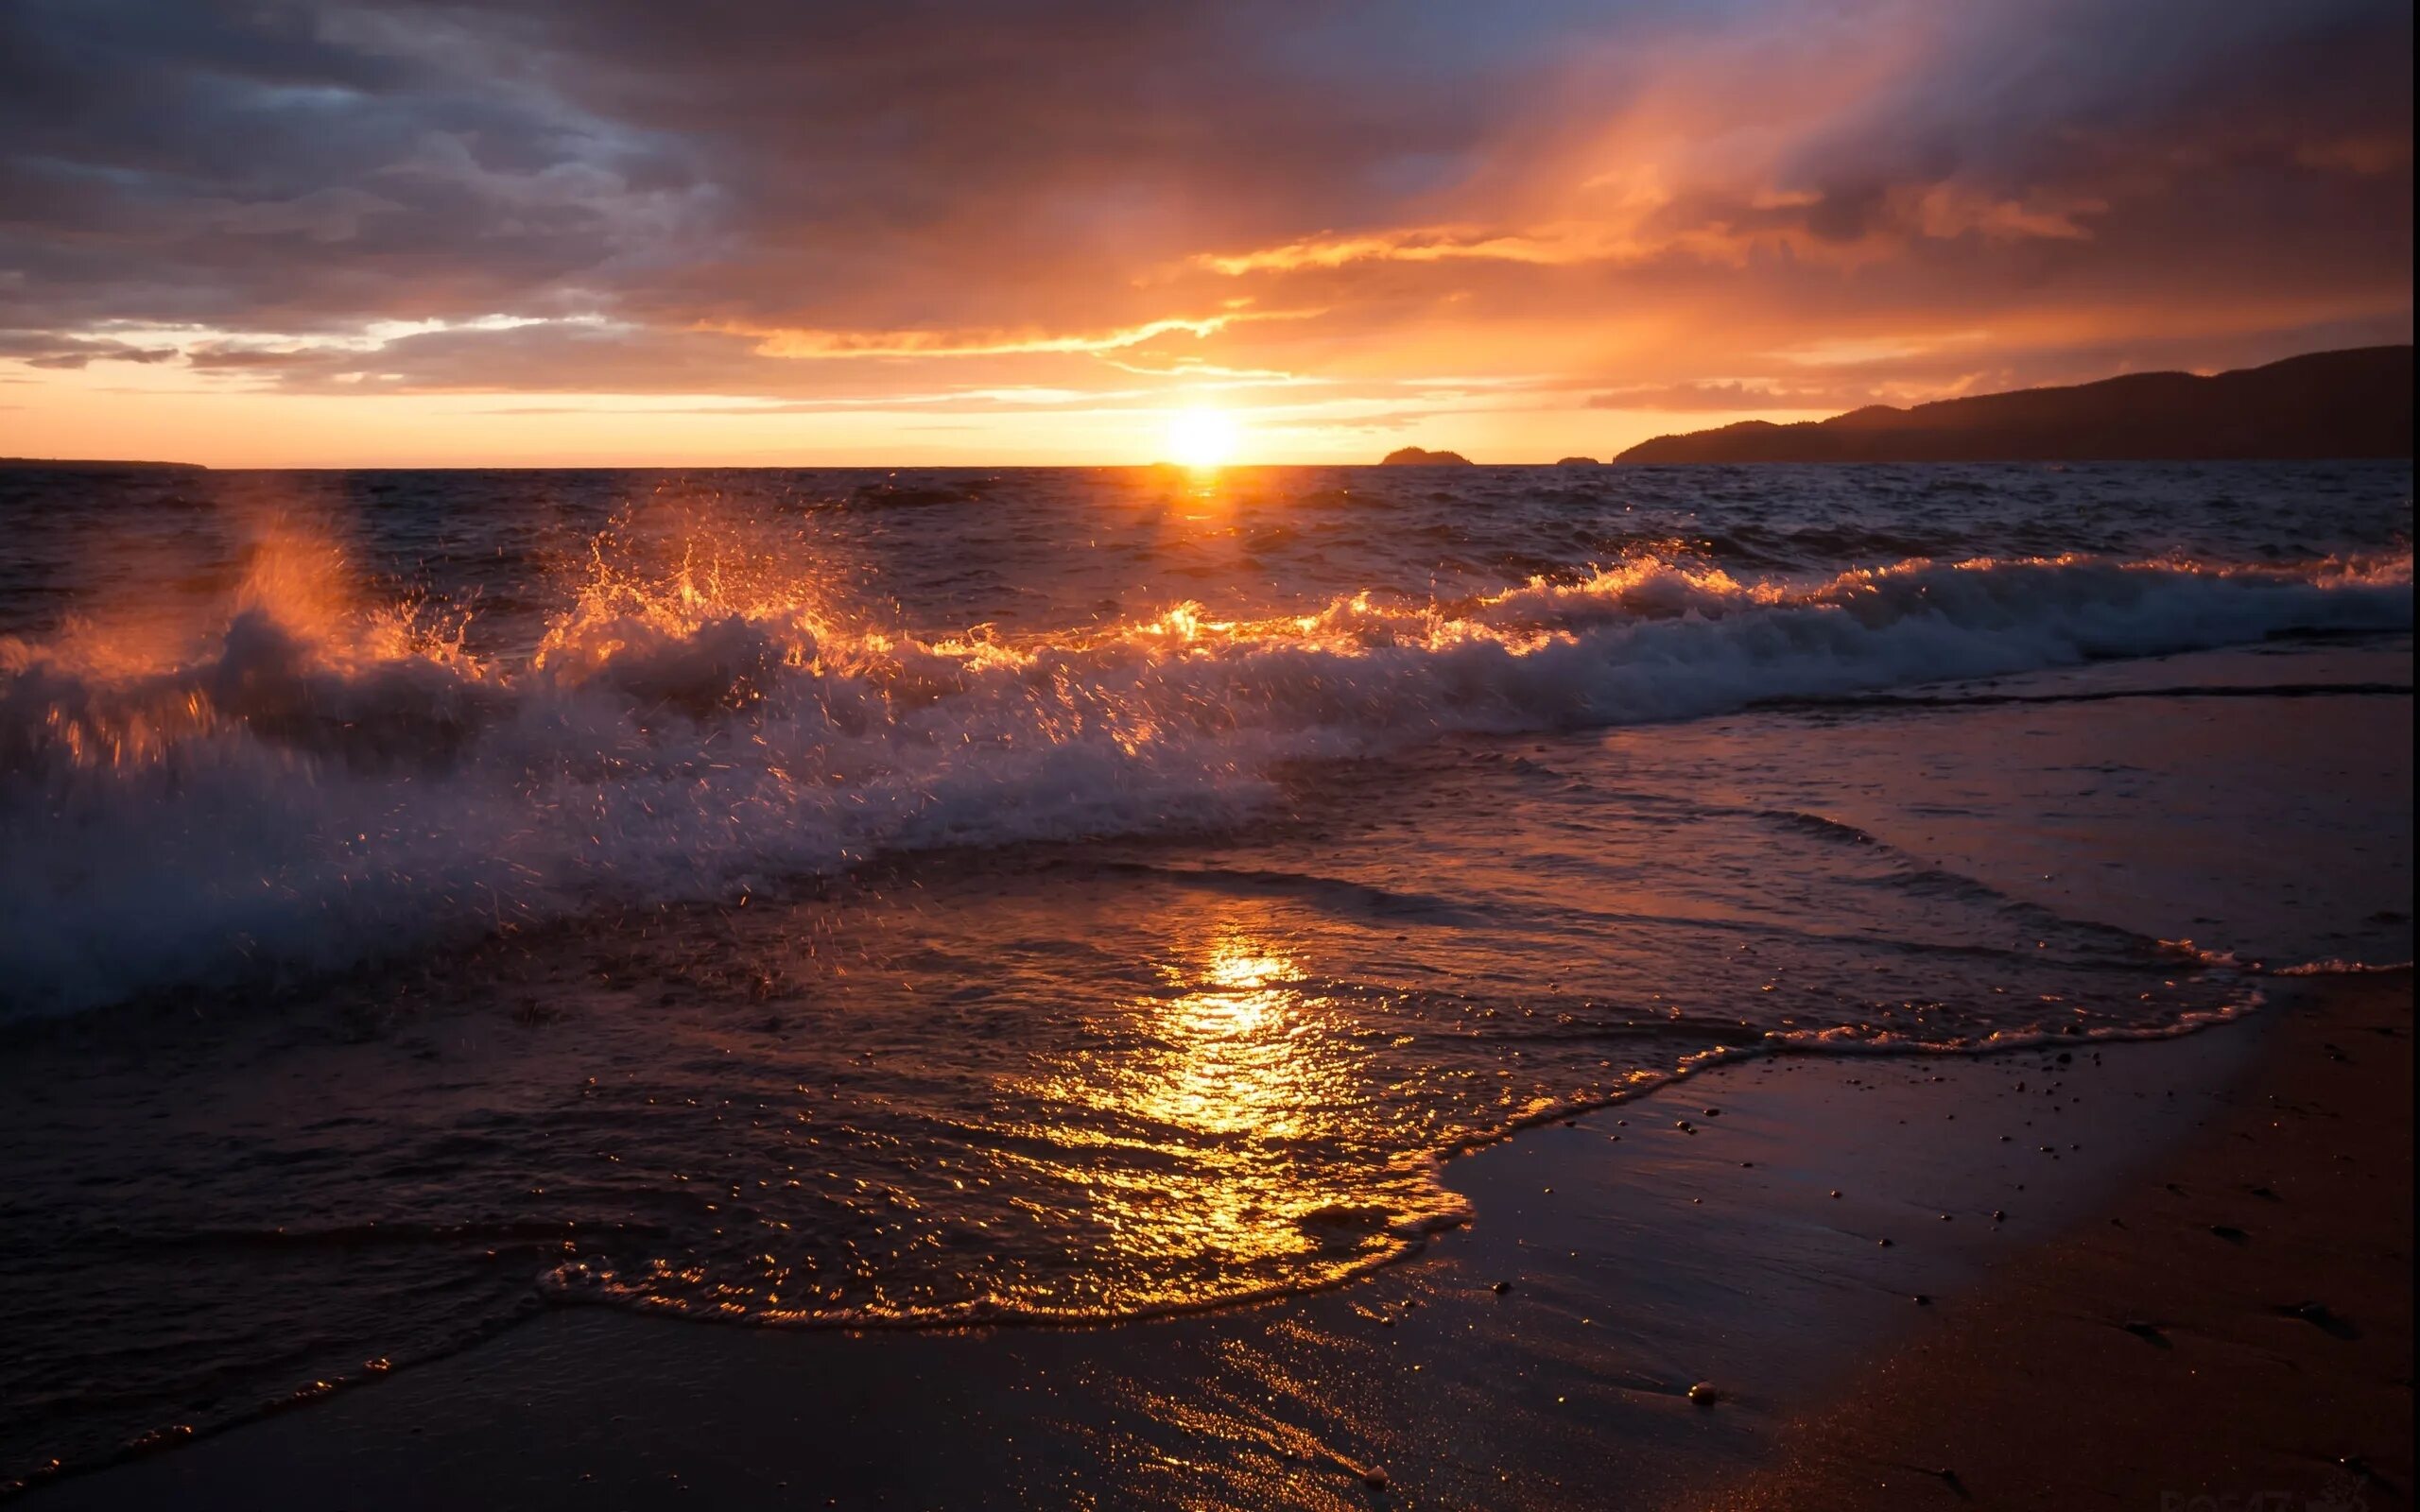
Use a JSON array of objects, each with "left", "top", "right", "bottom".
[{"left": 1007, "top": 909, "right": 1439, "bottom": 1311}]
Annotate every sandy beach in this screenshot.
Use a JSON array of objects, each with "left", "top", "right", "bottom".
[{"left": 1715, "top": 971, "right": 2412, "bottom": 1511}]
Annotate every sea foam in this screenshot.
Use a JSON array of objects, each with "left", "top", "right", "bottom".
[{"left": 2, "top": 544, "right": 2410, "bottom": 1015}]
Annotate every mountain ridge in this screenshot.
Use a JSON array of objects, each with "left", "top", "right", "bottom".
[{"left": 1613, "top": 346, "right": 2413, "bottom": 463}]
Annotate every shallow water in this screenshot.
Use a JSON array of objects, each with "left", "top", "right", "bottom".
[{"left": 0, "top": 460, "right": 2411, "bottom": 1485}]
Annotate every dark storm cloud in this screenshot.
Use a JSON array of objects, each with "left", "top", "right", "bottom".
[
  {"left": 0, "top": 0, "right": 708, "bottom": 333},
  {"left": 0, "top": 0, "right": 2409, "bottom": 399},
  {"left": 0, "top": 0, "right": 1566, "bottom": 335},
  {"left": 1754, "top": 0, "right": 2413, "bottom": 263}
]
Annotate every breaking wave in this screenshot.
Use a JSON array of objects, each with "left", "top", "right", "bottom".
[{"left": 2, "top": 530, "right": 2410, "bottom": 1016}]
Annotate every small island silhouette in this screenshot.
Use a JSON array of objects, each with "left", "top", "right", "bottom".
[
  {"left": 1614, "top": 346, "right": 2412, "bottom": 464},
  {"left": 0, "top": 456, "right": 206, "bottom": 472},
  {"left": 1379, "top": 446, "right": 1474, "bottom": 467}
]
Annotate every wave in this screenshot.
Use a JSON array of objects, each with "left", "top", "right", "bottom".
[
  {"left": 2271, "top": 957, "right": 2413, "bottom": 976},
  {"left": 1, "top": 539, "right": 2410, "bottom": 1015}
]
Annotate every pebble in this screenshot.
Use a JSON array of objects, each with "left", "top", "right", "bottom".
[
  {"left": 1492, "top": 1280, "right": 1512, "bottom": 1294},
  {"left": 1363, "top": 1466, "right": 1391, "bottom": 1489},
  {"left": 1687, "top": 1382, "right": 1720, "bottom": 1405}
]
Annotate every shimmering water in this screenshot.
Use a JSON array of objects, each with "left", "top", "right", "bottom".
[{"left": 0, "top": 460, "right": 2410, "bottom": 1485}]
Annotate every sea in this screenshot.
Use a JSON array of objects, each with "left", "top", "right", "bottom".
[{"left": 0, "top": 459, "right": 2411, "bottom": 1486}]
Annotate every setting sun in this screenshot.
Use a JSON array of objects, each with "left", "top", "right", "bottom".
[{"left": 1166, "top": 407, "right": 1240, "bottom": 469}]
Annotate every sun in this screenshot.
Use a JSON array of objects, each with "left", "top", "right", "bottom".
[{"left": 1166, "top": 407, "right": 1240, "bottom": 469}]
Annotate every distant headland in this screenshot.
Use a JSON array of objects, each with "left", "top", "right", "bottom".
[
  {"left": 1613, "top": 346, "right": 2413, "bottom": 464},
  {"left": 0, "top": 456, "right": 206, "bottom": 472},
  {"left": 1378, "top": 446, "right": 1473, "bottom": 467}
]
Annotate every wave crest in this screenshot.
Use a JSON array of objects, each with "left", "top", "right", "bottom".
[{"left": 2, "top": 536, "right": 2410, "bottom": 1014}]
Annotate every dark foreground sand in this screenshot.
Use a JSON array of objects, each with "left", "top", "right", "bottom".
[
  {"left": 1711, "top": 971, "right": 2412, "bottom": 1512},
  {"left": 26, "top": 973, "right": 2407, "bottom": 1511}
]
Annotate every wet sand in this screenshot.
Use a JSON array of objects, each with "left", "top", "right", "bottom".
[
  {"left": 1710, "top": 970, "right": 2412, "bottom": 1512},
  {"left": 30, "top": 974, "right": 2406, "bottom": 1510}
]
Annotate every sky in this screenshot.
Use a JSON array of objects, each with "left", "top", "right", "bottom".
[{"left": 0, "top": 0, "right": 2411, "bottom": 467}]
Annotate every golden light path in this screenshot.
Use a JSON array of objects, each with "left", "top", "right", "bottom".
[{"left": 1006, "top": 905, "right": 1443, "bottom": 1314}]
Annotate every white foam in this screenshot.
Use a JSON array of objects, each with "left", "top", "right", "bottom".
[{"left": 2, "top": 548, "right": 2410, "bottom": 1014}]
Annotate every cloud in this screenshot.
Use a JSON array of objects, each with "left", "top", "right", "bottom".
[
  {"left": 0, "top": 330, "right": 180, "bottom": 369},
  {"left": 0, "top": 0, "right": 2407, "bottom": 433}
]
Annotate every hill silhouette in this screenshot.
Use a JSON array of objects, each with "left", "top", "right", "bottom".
[{"left": 1614, "top": 346, "right": 2412, "bottom": 463}]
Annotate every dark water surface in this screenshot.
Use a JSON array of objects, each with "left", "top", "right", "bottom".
[{"left": 0, "top": 461, "right": 2410, "bottom": 1486}]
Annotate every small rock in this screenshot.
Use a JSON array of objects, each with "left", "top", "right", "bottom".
[
  {"left": 1687, "top": 1382, "right": 1720, "bottom": 1405},
  {"left": 1491, "top": 1280, "right": 1512, "bottom": 1294},
  {"left": 1913, "top": 1294, "right": 1932, "bottom": 1306},
  {"left": 1362, "top": 1466, "right": 1391, "bottom": 1489}
]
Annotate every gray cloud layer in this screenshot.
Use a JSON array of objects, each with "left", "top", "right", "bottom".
[{"left": 1, "top": 0, "right": 2409, "bottom": 400}]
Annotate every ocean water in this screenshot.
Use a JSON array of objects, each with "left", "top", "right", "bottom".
[{"left": 0, "top": 460, "right": 2411, "bottom": 1486}]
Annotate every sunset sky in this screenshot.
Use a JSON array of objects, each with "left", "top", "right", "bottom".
[{"left": 1, "top": 0, "right": 2411, "bottom": 467}]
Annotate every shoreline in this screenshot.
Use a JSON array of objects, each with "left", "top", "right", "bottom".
[
  {"left": 33, "top": 975, "right": 2401, "bottom": 1509},
  {"left": 1708, "top": 968, "right": 2412, "bottom": 1511}
]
